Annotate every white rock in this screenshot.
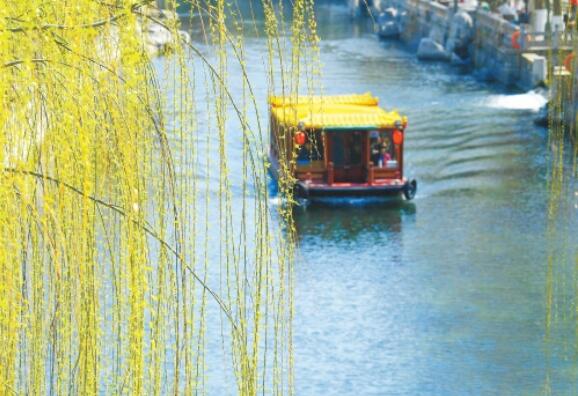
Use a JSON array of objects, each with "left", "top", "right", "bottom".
[
  {"left": 417, "top": 38, "right": 449, "bottom": 61},
  {"left": 147, "top": 22, "right": 172, "bottom": 48}
]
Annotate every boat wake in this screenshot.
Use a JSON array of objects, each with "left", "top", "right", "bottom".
[{"left": 484, "top": 90, "right": 547, "bottom": 112}]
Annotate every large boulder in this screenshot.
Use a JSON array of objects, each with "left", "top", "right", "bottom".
[
  {"left": 376, "top": 8, "right": 401, "bottom": 39},
  {"left": 417, "top": 38, "right": 449, "bottom": 61},
  {"left": 446, "top": 10, "right": 474, "bottom": 57},
  {"left": 378, "top": 21, "right": 401, "bottom": 38},
  {"left": 450, "top": 52, "right": 469, "bottom": 66},
  {"left": 429, "top": 24, "right": 446, "bottom": 45}
]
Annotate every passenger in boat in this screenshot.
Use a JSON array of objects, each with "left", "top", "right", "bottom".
[
  {"left": 297, "top": 141, "right": 314, "bottom": 164},
  {"left": 297, "top": 136, "right": 323, "bottom": 164},
  {"left": 381, "top": 147, "right": 392, "bottom": 165},
  {"left": 381, "top": 137, "right": 392, "bottom": 167},
  {"left": 370, "top": 137, "right": 383, "bottom": 166}
]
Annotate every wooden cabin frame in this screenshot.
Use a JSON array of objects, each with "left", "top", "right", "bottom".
[{"left": 268, "top": 93, "right": 416, "bottom": 199}]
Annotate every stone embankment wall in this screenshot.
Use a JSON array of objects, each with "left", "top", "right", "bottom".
[
  {"left": 472, "top": 10, "right": 520, "bottom": 85},
  {"left": 396, "top": 0, "right": 451, "bottom": 49},
  {"left": 368, "top": 0, "right": 548, "bottom": 91}
]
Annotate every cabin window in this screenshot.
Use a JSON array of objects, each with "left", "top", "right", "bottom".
[
  {"left": 369, "top": 130, "right": 397, "bottom": 169},
  {"left": 296, "top": 131, "right": 324, "bottom": 164}
]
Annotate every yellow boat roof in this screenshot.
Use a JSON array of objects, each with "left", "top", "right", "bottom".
[
  {"left": 269, "top": 93, "right": 379, "bottom": 107},
  {"left": 269, "top": 93, "right": 404, "bottom": 130}
]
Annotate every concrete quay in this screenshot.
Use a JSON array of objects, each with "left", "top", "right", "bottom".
[
  {"left": 352, "top": 0, "right": 561, "bottom": 91},
  {"left": 350, "top": 0, "right": 578, "bottom": 137}
]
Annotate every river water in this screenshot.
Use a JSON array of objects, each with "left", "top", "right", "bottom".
[{"left": 173, "top": 1, "right": 578, "bottom": 394}]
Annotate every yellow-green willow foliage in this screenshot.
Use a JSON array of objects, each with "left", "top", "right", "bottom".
[
  {"left": 0, "top": 0, "right": 319, "bottom": 394},
  {"left": 542, "top": 12, "right": 578, "bottom": 393}
]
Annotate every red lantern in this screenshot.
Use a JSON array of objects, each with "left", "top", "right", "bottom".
[
  {"left": 564, "top": 52, "right": 575, "bottom": 72},
  {"left": 294, "top": 131, "right": 307, "bottom": 146},
  {"left": 393, "top": 129, "right": 403, "bottom": 145}
]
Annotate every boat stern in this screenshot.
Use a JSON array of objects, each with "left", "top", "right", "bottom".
[{"left": 296, "top": 178, "right": 417, "bottom": 200}]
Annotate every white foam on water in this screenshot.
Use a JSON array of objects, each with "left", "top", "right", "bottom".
[
  {"left": 485, "top": 90, "right": 547, "bottom": 112},
  {"left": 268, "top": 196, "right": 282, "bottom": 206}
]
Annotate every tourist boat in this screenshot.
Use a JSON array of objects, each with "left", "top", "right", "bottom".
[{"left": 268, "top": 93, "right": 417, "bottom": 200}]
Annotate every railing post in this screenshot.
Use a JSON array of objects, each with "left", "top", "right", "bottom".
[
  {"left": 367, "top": 162, "right": 374, "bottom": 186},
  {"left": 327, "top": 162, "right": 334, "bottom": 186}
]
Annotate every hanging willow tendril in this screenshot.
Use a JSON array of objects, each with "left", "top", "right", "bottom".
[
  {"left": 0, "top": 0, "right": 320, "bottom": 394},
  {"left": 543, "top": 4, "right": 578, "bottom": 391}
]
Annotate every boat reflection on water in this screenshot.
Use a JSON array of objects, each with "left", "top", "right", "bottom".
[
  {"left": 292, "top": 199, "right": 419, "bottom": 396},
  {"left": 292, "top": 199, "right": 416, "bottom": 242}
]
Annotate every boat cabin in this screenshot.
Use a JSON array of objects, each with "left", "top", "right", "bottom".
[{"left": 269, "top": 93, "right": 416, "bottom": 200}]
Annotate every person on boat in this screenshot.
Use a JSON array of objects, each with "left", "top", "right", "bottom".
[
  {"left": 371, "top": 137, "right": 383, "bottom": 166},
  {"left": 297, "top": 138, "right": 323, "bottom": 164},
  {"left": 379, "top": 137, "right": 393, "bottom": 167},
  {"left": 297, "top": 141, "right": 313, "bottom": 164},
  {"left": 381, "top": 147, "right": 392, "bottom": 166}
]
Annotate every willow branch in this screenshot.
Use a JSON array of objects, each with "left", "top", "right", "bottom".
[
  {"left": 3, "top": 167, "right": 238, "bottom": 332},
  {"left": 2, "top": 0, "right": 154, "bottom": 32},
  {"left": 139, "top": 13, "right": 269, "bottom": 192},
  {"left": 3, "top": 58, "right": 49, "bottom": 68}
]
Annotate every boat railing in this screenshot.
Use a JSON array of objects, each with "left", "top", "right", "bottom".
[
  {"left": 327, "top": 162, "right": 334, "bottom": 186},
  {"left": 519, "top": 27, "right": 575, "bottom": 51},
  {"left": 367, "top": 162, "right": 375, "bottom": 186}
]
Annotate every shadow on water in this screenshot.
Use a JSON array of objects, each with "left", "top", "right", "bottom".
[{"left": 293, "top": 200, "right": 416, "bottom": 241}]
